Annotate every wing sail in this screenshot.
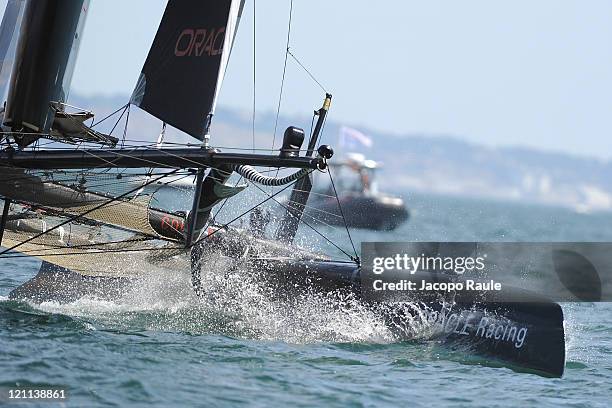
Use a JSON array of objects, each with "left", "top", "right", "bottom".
[
  {"left": 3, "top": 0, "right": 90, "bottom": 146},
  {"left": 0, "top": 0, "right": 25, "bottom": 105}
]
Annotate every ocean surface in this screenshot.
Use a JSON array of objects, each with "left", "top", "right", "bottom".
[{"left": 1, "top": 192, "right": 612, "bottom": 407}]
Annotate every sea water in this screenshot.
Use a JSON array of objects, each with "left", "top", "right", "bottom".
[{"left": 1, "top": 192, "right": 612, "bottom": 407}]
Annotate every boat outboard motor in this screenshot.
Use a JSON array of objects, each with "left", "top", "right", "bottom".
[{"left": 4, "top": 0, "right": 88, "bottom": 147}]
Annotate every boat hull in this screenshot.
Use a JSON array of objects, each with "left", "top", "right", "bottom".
[
  {"left": 307, "top": 194, "right": 409, "bottom": 230},
  {"left": 9, "top": 257, "right": 565, "bottom": 377},
  {"left": 9, "top": 261, "right": 129, "bottom": 303}
]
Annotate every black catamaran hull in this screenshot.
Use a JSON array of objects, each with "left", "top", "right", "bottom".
[
  {"left": 8, "top": 261, "right": 128, "bottom": 303},
  {"left": 8, "top": 257, "right": 565, "bottom": 377}
]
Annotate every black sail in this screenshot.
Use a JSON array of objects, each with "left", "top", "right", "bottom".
[
  {"left": 0, "top": 0, "right": 25, "bottom": 104},
  {"left": 4, "top": 0, "right": 88, "bottom": 146},
  {"left": 131, "top": 0, "right": 244, "bottom": 141}
]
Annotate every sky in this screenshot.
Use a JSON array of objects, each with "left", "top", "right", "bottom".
[{"left": 2, "top": 0, "right": 612, "bottom": 159}]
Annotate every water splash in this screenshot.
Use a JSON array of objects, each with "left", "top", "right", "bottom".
[{"left": 27, "top": 257, "right": 405, "bottom": 344}]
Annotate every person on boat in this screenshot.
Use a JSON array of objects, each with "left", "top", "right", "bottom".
[{"left": 359, "top": 168, "right": 371, "bottom": 193}]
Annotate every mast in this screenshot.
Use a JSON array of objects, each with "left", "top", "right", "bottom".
[
  {"left": 4, "top": 0, "right": 88, "bottom": 147},
  {"left": 276, "top": 94, "right": 332, "bottom": 243},
  {"left": 0, "top": 0, "right": 25, "bottom": 104}
]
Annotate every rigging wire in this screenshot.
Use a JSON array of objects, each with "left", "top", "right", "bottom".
[
  {"left": 91, "top": 103, "right": 129, "bottom": 128},
  {"left": 121, "top": 104, "right": 131, "bottom": 149},
  {"left": 271, "top": 0, "right": 293, "bottom": 151},
  {"left": 252, "top": 0, "right": 256, "bottom": 153},
  {"left": 327, "top": 166, "right": 359, "bottom": 264},
  {"left": 210, "top": 174, "right": 242, "bottom": 223},
  {"left": 287, "top": 49, "right": 327, "bottom": 93},
  {"left": 193, "top": 174, "right": 304, "bottom": 243},
  {"left": 2, "top": 164, "right": 357, "bottom": 264},
  {"left": 107, "top": 104, "right": 130, "bottom": 138},
  {"left": 246, "top": 179, "right": 359, "bottom": 263},
  {"left": 0, "top": 175, "right": 300, "bottom": 259}
]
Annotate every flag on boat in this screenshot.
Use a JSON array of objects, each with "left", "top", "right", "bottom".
[{"left": 338, "top": 126, "right": 373, "bottom": 149}]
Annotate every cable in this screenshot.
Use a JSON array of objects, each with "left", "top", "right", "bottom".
[
  {"left": 328, "top": 167, "right": 359, "bottom": 264},
  {"left": 271, "top": 0, "right": 293, "bottom": 151},
  {"left": 252, "top": 0, "right": 257, "bottom": 152},
  {"left": 107, "top": 104, "right": 130, "bottom": 138},
  {"left": 0, "top": 176, "right": 299, "bottom": 259},
  {"left": 287, "top": 49, "right": 327, "bottom": 93},
  {"left": 121, "top": 104, "right": 131, "bottom": 148},
  {"left": 90, "top": 103, "right": 129, "bottom": 128},
  {"left": 247, "top": 180, "right": 359, "bottom": 263}
]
